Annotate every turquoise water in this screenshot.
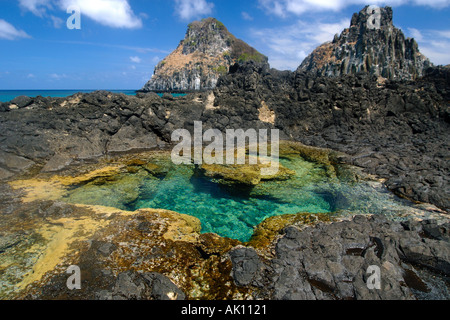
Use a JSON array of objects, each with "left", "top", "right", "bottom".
[
  {"left": 0, "top": 90, "right": 187, "bottom": 102},
  {"left": 131, "top": 164, "right": 332, "bottom": 242},
  {"left": 0, "top": 90, "right": 137, "bottom": 102},
  {"left": 63, "top": 154, "right": 421, "bottom": 242}
]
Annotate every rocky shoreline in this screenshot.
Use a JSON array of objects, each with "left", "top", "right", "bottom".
[
  {"left": 1, "top": 3, "right": 449, "bottom": 301},
  {"left": 0, "top": 70, "right": 450, "bottom": 300},
  {"left": 1, "top": 64, "right": 449, "bottom": 211},
  {"left": 0, "top": 63, "right": 449, "bottom": 300}
]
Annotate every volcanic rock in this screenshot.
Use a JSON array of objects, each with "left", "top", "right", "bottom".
[
  {"left": 141, "top": 17, "right": 267, "bottom": 92},
  {"left": 298, "top": 6, "right": 432, "bottom": 80}
]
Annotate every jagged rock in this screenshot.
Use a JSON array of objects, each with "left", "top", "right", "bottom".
[
  {"left": 233, "top": 215, "right": 450, "bottom": 300},
  {"left": 298, "top": 6, "right": 432, "bottom": 80},
  {"left": 215, "top": 62, "right": 450, "bottom": 210},
  {"left": 40, "top": 154, "right": 73, "bottom": 173},
  {"left": 0, "top": 150, "right": 35, "bottom": 177},
  {"left": 98, "top": 271, "right": 186, "bottom": 301},
  {"left": 141, "top": 17, "right": 267, "bottom": 92},
  {"left": 0, "top": 5, "right": 448, "bottom": 302},
  {"left": 10, "top": 96, "right": 33, "bottom": 109},
  {"left": 229, "top": 247, "right": 263, "bottom": 286}
]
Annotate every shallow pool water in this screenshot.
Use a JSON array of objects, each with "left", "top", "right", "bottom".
[
  {"left": 131, "top": 164, "right": 332, "bottom": 242},
  {"left": 62, "top": 153, "right": 424, "bottom": 242}
]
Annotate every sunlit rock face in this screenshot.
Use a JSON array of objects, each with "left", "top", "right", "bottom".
[
  {"left": 298, "top": 6, "right": 432, "bottom": 80},
  {"left": 141, "top": 17, "right": 267, "bottom": 92}
]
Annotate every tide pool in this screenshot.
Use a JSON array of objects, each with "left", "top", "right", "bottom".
[{"left": 61, "top": 153, "right": 419, "bottom": 243}]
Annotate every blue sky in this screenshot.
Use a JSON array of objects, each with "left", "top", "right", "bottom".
[{"left": 0, "top": 0, "right": 449, "bottom": 90}]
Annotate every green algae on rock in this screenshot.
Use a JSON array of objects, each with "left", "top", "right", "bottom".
[{"left": 200, "top": 162, "right": 295, "bottom": 186}]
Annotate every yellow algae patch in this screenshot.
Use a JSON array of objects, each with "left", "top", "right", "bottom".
[
  {"left": 248, "top": 213, "right": 335, "bottom": 251},
  {"left": 17, "top": 216, "right": 108, "bottom": 290},
  {"left": 74, "top": 205, "right": 202, "bottom": 243},
  {"left": 201, "top": 161, "right": 295, "bottom": 186},
  {"left": 147, "top": 209, "right": 201, "bottom": 243},
  {"left": 74, "top": 204, "right": 129, "bottom": 217},
  {"left": 9, "top": 166, "right": 122, "bottom": 203},
  {"left": 9, "top": 178, "right": 67, "bottom": 203},
  {"left": 55, "top": 166, "right": 122, "bottom": 186}
]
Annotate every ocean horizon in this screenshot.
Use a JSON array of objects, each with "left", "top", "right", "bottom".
[{"left": 0, "top": 90, "right": 138, "bottom": 103}]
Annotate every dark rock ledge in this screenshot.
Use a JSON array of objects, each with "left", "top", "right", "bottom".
[{"left": 230, "top": 215, "right": 450, "bottom": 300}]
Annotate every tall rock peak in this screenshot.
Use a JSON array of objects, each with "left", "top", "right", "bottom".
[
  {"left": 142, "top": 18, "right": 267, "bottom": 92},
  {"left": 298, "top": 6, "right": 432, "bottom": 80}
]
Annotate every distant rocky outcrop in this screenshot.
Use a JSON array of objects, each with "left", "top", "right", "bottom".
[
  {"left": 298, "top": 6, "right": 432, "bottom": 80},
  {"left": 141, "top": 18, "right": 267, "bottom": 92}
]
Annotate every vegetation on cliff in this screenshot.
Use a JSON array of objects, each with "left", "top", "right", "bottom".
[{"left": 142, "top": 18, "right": 267, "bottom": 92}]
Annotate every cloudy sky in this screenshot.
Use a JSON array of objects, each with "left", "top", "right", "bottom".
[{"left": 0, "top": 0, "right": 449, "bottom": 89}]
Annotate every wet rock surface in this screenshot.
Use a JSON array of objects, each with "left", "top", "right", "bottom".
[
  {"left": 1, "top": 183, "right": 448, "bottom": 300},
  {"left": 1, "top": 197, "right": 246, "bottom": 300}
]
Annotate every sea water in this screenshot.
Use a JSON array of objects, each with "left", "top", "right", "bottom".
[
  {"left": 0, "top": 90, "right": 187, "bottom": 102},
  {"left": 0, "top": 90, "right": 137, "bottom": 102}
]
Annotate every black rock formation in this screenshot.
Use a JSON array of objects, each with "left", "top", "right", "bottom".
[
  {"left": 230, "top": 215, "right": 450, "bottom": 300},
  {"left": 299, "top": 6, "right": 432, "bottom": 80}
]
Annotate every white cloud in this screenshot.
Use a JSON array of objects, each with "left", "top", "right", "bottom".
[
  {"left": 437, "top": 30, "right": 450, "bottom": 39},
  {"left": 50, "top": 40, "right": 170, "bottom": 54},
  {"left": 258, "top": 0, "right": 450, "bottom": 17},
  {"left": 27, "top": 73, "right": 36, "bottom": 78},
  {"left": 18, "top": 0, "right": 53, "bottom": 17},
  {"left": 406, "top": 28, "right": 450, "bottom": 65},
  {"left": 59, "top": 0, "right": 142, "bottom": 28},
  {"left": 174, "top": 0, "right": 214, "bottom": 21},
  {"left": 0, "top": 19, "right": 31, "bottom": 40},
  {"left": 50, "top": 73, "right": 67, "bottom": 80},
  {"left": 408, "top": 28, "right": 423, "bottom": 41},
  {"left": 19, "top": 0, "right": 143, "bottom": 29},
  {"left": 130, "top": 56, "right": 142, "bottom": 63},
  {"left": 50, "top": 15, "right": 64, "bottom": 28},
  {"left": 241, "top": 12, "right": 254, "bottom": 21},
  {"left": 251, "top": 19, "right": 349, "bottom": 70}
]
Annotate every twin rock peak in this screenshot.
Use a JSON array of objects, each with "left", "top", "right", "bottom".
[{"left": 142, "top": 6, "right": 432, "bottom": 92}]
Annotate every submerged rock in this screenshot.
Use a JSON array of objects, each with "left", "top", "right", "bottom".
[{"left": 200, "top": 162, "right": 295, "bottom": 186}]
